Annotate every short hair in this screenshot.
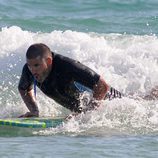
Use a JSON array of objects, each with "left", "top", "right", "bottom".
[{"left": 26, "top": 43, "right": 52, "bottom": 59}]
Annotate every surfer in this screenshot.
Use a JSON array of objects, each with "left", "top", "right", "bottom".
[{"left": 18, "top": 43, "right": 122, "bottom": 117}]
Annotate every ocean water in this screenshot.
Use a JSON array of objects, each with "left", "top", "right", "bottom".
[{"left": 0, "top": 0, "right": 158, "bottom": 157}]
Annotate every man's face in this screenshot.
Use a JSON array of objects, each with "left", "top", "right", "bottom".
[{"left": 27, "top": 56, "right": 49, "bottom": 83}]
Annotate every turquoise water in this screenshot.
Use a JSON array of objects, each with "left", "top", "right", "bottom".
[
  {"left": 0, "top": 0, "right": 158, "bottom": 157},
  {"left": 1, "top": 0, "right": 158, "bottom": 34}
]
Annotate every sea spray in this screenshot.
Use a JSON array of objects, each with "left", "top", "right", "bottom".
[{"left": 0, "top": 26, "right": 158, "bottom": 135}]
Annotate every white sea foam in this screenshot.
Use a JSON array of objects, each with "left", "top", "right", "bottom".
[{"left": 0, "top": 26, "right": 158, "bottom": 135}]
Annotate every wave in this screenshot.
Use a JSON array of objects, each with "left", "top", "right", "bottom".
[{"left": 0, "top": 26, "right": 158, "bottom": 135}]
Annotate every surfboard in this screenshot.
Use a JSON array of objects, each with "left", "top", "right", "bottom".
[{"left": 0, "top": 117, "right": 64, "bottom": 128}]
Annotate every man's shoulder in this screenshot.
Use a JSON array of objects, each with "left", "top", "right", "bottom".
[
  {"left": 23, "top": 63, "right": 28, "bottom": 69},
  {"left": 21, "top": 63, "right": 32, "bottom": 76},
  {"left": 53, "top": 53, "right": 76, "bottom": 65},
  {"left": 54, "top": 53, "right": 73, "bottom": 61},
  {"left": 22, "top": 63, "right": 30, "bottom": 72}
]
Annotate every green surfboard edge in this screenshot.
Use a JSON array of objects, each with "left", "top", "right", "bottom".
[{"left": 0, "top": 117, "right": 64, "bottom": 128}]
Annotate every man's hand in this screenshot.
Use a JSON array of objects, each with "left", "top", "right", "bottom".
[
  {"left": 18, "top": 112, "right": 39, "bottom": 118},
  {"left": 65, "top": 113, "right": 79, "bottom": 120},
  {"left": 18, "top": 89, "right": 39, "bottom": 117}
]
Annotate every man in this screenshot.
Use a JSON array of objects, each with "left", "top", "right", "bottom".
[{"left": 18, "top": 43, "right": 122, "bottom": 117}]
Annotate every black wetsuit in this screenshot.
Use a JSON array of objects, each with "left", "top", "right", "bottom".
[{"left": 18, "top": 53, "right": 100, "bottom": 112}]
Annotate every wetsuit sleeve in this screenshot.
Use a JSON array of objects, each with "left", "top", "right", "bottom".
[
  {"left": 62, "top": 57, "right": 100, "bottom": 89},
  {"left": 18, "top": 64, "right": 34, "bottom": 91}
]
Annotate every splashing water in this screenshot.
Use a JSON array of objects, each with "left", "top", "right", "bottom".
[{"left": 0, "top": 26, "right": 158, "bottom": 136}]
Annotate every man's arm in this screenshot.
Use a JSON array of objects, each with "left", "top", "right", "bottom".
[
  {"left": 18, "top": 88, "right": 39, "bottom": 117},
  {"left": 93, "top": 76, "right": 122, "bottom": 100},
  {"left": 93, "top": 77, "right": 109, "bottom": 100}
]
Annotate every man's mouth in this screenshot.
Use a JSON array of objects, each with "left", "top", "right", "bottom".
[
  {"left": 34, "top": 74, "right": 39, "bottom": 80},
  {"left": 34, "top": 74, "right": 44, "bottom": 82}
]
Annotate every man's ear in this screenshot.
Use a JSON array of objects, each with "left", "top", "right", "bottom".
[{"left": 46, "top": 57, "right": 52, "bottom": 65}]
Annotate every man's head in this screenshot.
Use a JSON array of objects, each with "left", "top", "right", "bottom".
[{"left": 26, "top": 43, "right": 53, "bottom": 83}]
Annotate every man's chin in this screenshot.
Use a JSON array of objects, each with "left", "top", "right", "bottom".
[
  {"left": 36, "top": 77, "right": 45, "bottom": 83},
  {"left": 34, "top": 77, "right": 41, "bottom": 82},
  {"left": 36, "top": 79, "right": 42, "bottom": 83}
]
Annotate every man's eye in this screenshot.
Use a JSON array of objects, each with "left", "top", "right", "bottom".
[{"left": 34, "top": 64, "right": 39, "bottom": 67}]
